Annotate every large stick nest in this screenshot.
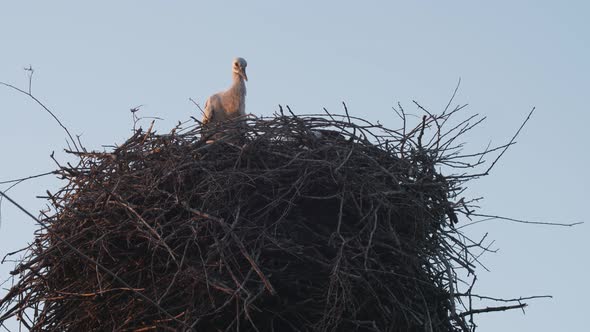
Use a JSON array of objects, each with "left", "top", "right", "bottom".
[{"left": 1, "top": 108, "right": 493, "bottom": 331}]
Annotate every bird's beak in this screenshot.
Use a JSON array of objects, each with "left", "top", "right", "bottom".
[{"left": 241, "top": 68, "right": 248, "bottom": 81}]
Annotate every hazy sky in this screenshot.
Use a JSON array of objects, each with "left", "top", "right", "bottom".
[{"left": 1, "top": 1, "right": 588, "bottom": 331}]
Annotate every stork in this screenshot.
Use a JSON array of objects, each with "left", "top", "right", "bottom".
[{"left": 202, "top": 57, "right": 248, "bottom": 126}]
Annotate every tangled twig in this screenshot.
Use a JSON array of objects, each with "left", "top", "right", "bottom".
[{"left": 0, "top": 106, "right": 547, "bottom": 331}]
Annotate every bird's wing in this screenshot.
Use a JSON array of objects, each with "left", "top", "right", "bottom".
[{"left": 202, "top": 97, "right": 213, "bottom": 124}]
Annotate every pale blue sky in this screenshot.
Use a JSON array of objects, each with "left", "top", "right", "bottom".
[{"left": 1, "top": 1, "right": 588, "bottom": 331}]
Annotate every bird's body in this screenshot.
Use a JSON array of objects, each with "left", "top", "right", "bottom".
[{"left": 202, "top": 57, "right": 248, "bottom": 126}]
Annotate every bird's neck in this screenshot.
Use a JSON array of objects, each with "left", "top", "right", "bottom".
[{"left": 230, "top": 74, "right": 247, "bottom": 95}]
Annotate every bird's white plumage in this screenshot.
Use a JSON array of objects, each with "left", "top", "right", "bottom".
[{"left": 202, "top": 57, "right": 248, "bottom": 125}]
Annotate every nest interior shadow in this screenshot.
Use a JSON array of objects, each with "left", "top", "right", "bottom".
[{"left": 1, "top": 110, "right": 491, "bottom": 331}]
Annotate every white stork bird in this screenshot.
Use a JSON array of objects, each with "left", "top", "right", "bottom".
[{"left": 202, "top": 57, "right": 248, "bottom": 126}]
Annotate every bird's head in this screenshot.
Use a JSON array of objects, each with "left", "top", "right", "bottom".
[{"left": 233, "top": 57, "right": 248, "bottom": 81}]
